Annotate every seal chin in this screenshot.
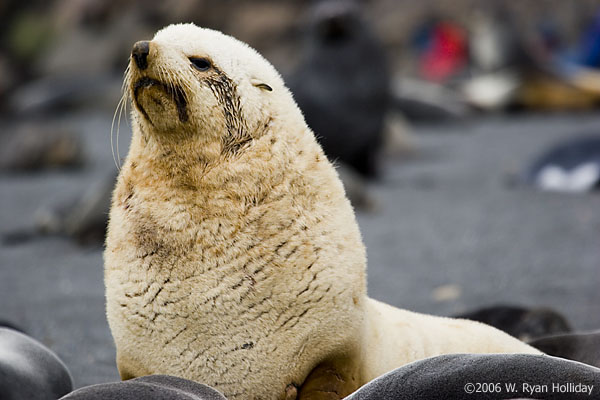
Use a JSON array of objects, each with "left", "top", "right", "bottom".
[{"left": 132, "top": 77, "right": 188, "bottom": 125}]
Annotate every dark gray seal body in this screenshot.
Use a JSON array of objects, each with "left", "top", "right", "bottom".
[
  {"left": 345, "top": 353, "right": 600, "bottom": 400},
  {"left": 529, "top": 330, "right": 600, "bottom": 368},
  {"left": 0, "top": 327, "right": 72, "bottom": 400},
  {"left": 60, "top": 375, "right": 227, "bottom": 400},
  {"left": 454, "top": 305, "right": 571, "bottom": 341}
]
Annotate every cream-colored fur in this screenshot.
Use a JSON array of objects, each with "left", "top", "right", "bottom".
[
  {"left": 105, "top": 23, "right": 540, "bottom": 400},
  {"left": 360, "top": 299, "right": 541, "bottom": 383}
]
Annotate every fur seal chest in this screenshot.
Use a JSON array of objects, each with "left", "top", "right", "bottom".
[{"left": 105, "top": 23, "right": 540, "bottom": 400}]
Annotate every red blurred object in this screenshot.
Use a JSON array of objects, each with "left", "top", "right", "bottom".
[{"left": 420, "top": 22, "right": 468, "bottom": 83}]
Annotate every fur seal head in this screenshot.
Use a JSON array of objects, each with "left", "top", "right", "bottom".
[{"left": 126, "top": 24, "right": 291, "bottom": 163}]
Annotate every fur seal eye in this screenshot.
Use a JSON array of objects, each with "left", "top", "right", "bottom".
[{"left": 190, "top": 57, "right": 211, "bottom": 71}]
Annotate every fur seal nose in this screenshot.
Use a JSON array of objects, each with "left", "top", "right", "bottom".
[{"left": 132, "top": 41, "right": 150, "bottom": 70}]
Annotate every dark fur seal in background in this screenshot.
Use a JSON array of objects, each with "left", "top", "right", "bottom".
[
  {"left": 528, "top": 330, "right": 600, "bottom": 368},
  {"left": 0, "top": 327, "right": 73, "bottom": 400},
  {"left": 287, "top": 0, "right": 390, "bottom": 177},
  {"left": 344, "top": 353, "right": 600, "bottom": 400},
  {"left": 60, "top": 375, "right": 226, "bottom": 400},
  {"left": 454, "top": 305, "right": 571, "bottom": 341}
]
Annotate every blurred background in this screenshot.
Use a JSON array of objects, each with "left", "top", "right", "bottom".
[{"left": 1, "top": 0, "right": 600, "bottom": 389}]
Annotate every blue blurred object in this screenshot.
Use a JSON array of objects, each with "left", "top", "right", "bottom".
[
  {"left": 410, "top": 16, "right": 437, "bottom": 53},
  {"left": 579, "top": 11, "right": 600, "bottom": 68},
  {"left": 546, "top": 8, "right": 600, "bottom": 92},
  {"left": 525, "top": 136, "right": 600, "bottom": 193}
]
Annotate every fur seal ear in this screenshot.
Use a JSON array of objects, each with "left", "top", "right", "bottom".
[{"left": 251, "top": 79, "right": 272, "bottom": 92}]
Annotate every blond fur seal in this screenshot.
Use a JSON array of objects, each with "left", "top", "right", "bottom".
[{"left": 104, "top": 23, "right": 541, "bottom": 400}]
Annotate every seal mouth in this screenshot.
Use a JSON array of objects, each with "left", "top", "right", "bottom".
[{"left": 133, "top": 77, "right": 188, "bottom": 124}]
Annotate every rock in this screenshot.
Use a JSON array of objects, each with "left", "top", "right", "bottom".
[
  {"left": 391, "top": 77, "right": 470, "bottom": 122},
  {"left": 35, "top": 170, "right": 117, "bottom": 245},
  {"left": 0, "top": 124, "right": 84, "bottom": 171},
  {"left": 461, "top": 69, "right": 522, "bottom": 111},
  {"left": 9, "top": 74, "right": 123, "bottom": 115},
  {"left": 381, "top": 111, "right": 415, "bottom": 157},
  {"left": 335, "top": 163, "right": 376, "bottom": 210},
  {"left": 432, "top": 284, "right": 462, "bottom": 302}
]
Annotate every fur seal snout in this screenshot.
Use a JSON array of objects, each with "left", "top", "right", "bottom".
[
  {"left": 133, "top": 76, "right": 188, "bottom": 124},
  {"left": 131, "top": 40, "right": 150, "bottom": 70},
  {"left": 130, "top": 38, "right": 189, "bottom": 127}
]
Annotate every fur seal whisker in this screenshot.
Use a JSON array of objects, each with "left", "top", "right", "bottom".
[
  {"left": 117, "top": 91, "right": 128, "bottom": 168},
  {"left": 110, "top": 95, "right": 124, "bottom": 170},
  {"left": 111, "top": 65, "right": 130, "bottom": 170},
  {"left": 173, "top": 66, "right": 194, "bottom": 102},
  {"left": 118, "top": 65, "right": 135, "bottom": 168},
  {"left": 111, "top": 80, "right": 129, "bottom": 171}
]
